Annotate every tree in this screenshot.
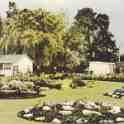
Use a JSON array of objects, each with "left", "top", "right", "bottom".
[
  {"left": 63, "top": 22, "right": 89, "bottom": 72},
  {"left": 0, "top": 3, "right": 119, "bottom": 73},
  {"left": 62, "top": 8, "right": 96, "bottom": 72},
  {"left": 0, "top": 1, "right": 65, "bottom": 73},
  {"left": 7, "top": 1, "right": 17, "bottom": 17},
  {"left": 74, "top": 8, "right": 118, "bottom": 62},
  {"left": 92, "top": 14, "right": 118, "bottom": 62},
  {"left": 74, "top": 8, "right": 97, "bottom": 61}
]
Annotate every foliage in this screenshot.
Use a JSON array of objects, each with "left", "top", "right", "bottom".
[
  {"left": 71, "top": 73, "right": 124, "bottom": 82},
  {"left": 0, "top": 1, "right": 65, "bottom": 73},
  {"left": 64, "top": 25, "right": 88, "bottom": 72},
  {"left": 71, "top": 77, "right": 86, "bottom": 88},
  {"left": 0, "top": 80, "right": 35, "bottom": 92},
  {"left": 0, "top": 79, "right": 42, "bottom": 98},
  {"left": 74, "top": 8, "right": 118, "bottom": 62},
  {"left": 0, "top": 81, "right": 4, "bottom": 88},
  {"left": 1, "top": 80, "right": 124, "bottom": 124},
  {"left": 0, "top": 2, "right": 118, "bottom": 73}
]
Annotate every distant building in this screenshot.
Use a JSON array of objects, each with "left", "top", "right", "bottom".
[
  {"left": 0, "top": 54, "right": 33, "bottom": 76},
  {"left": 89, "top": 61, "right": 116, "bottom": 76}
]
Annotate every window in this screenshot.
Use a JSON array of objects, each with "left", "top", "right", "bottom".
[
  {"left": 4, "top": 64, "right": 11, "bottom": 70},
  {"left": 13, "top": 65, "right": 19, "bottom": 72}
]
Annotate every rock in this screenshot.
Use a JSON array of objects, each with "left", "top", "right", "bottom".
[
  {"left": 62, "top": 101, "right": 74, "bottom": 106},
  {"left": 82, "top": 109, "right": 101, "bottom": 116},
  {"left": 110, "top": 106, "right": 121, "bottom": 114},
  {"left": 87, "top": 102, "right": 100, "bottom": 110},
  {"left": 34, "top": 116, "right": 45, "bottom": 121},
  {"left": 24, "top": 107, "right": 33, "bottom": 113},
  {"left": 101, "top": 103, "right": 112, "bottom": 110},
  {"left": 23, "top": 113, "right": 33, "bottom": 119},
  {"left": 52, "top": 118, "right": 62, "bottom": 124},
  {"left": 112, "top": 94, "right": 119, "bottom": 98},
  {"left": 116, "top": 117, "right": 124, "bottom": 122},
  {"left": 62, "top": 105, "right": 74, "bottom": 111},
  {"left": 1, "top": 84, "right": 9, "bottom": 90},
  {"left": 102, "top": 102, "right": 111, "bottom": 107},
  {"left": 99, "top": 120, "right": 114, "bottom": 124},
  {"left": 109, "top": 92, "right": 113, "bottom": 96},
  {"left": 40, "top": 87, "right": 49, "bottom": 91},
  {"left": 18, "top": 100, "right": 124, "bottom": 124},
  {"left": 84, "top": 119, "right": 88, "bottom": 123},
  {"left": 73, "top": 101, "right": 85, "bottom": 109},
  {"left": 84, "top": 102, "right": 100, "bottom": 110},
  {"left": 42, "top": 106, "right": 51, "bottom": 111},
  {"left": 77, "top": 100, "right": 85, "bottom": 105},
  {"left": 55, "top": 104, "right": 63, "bottom": 109},
  {"left": 59, "top": 110, "right": 72, "bottom": 116},
  {"left": 76, "top": 118, "right": 84, "bottom": 124}
]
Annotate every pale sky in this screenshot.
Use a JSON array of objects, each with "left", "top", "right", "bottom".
[{"left": 0, "top": 0, "right": 123, "bottom": 53}]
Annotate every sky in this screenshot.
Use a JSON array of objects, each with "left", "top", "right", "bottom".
[{"left": 0, "top": 0, "right": 123, "bottom": 53}]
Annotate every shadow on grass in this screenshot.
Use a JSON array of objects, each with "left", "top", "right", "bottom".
[{"left": 0, "top": 94, "right": 46, "bottom": 100}]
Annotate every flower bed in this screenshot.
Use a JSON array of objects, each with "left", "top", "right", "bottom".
[
  {"left": 18, "top": 100, "right": 124, "bottom": 124},
  {"left": 0, "top": 80, "right": 42, "bottom": 98},
  {"left": 0, "top": 90, "right": 40, "bottom": 99},
  {"left": 0, "top": 78, "right": 62, "bottom": 98},
  {"left": 104, "top": 88, "right": 124, "bottom": 99},
  {"left": 34, "top": 80, "right": 62, "bottom": 90}
]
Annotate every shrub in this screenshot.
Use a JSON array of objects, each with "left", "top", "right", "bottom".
[
  {"left": 8, "top": 80, "right": 23, "bottom": 90},
  {"left": 5, "top": 80, "right": 36, "bottom": 92},
  {"left": 0, "top": 84, "right": 10, "bottom": 90},
  {"left": 71, "top": 73, "right": 124, "bottom": 82},
  {"left": 49, "top": 73, "right": 68, "bottom": 80},
  {"left": 47, "top": 83, "right": 62, "bottom": 90},
  {"left": 71, "top": 77, "right": 86, "bottom": 88},
  {"left": 0, "top": 81, "right": 4, "bottom": 89},
  {"left": 34, "top": 80, "right": 49, "bottom": 87},
  {"left": 24, "top": 81, "right": 34, "bottom": 91},
  {"left": 0, "top": 79, "right": 42, "bottom": 98}
]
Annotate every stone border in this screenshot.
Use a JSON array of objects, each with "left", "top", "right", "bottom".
[{"left": 18, "top": 100, "right": 124, "bottom": 124}]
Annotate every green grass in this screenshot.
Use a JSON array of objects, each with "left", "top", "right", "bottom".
[{"left": 0, "top": 79, "right": 124, "bottom": 124}]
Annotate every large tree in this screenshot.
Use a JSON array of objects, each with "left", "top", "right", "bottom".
[
  {"left": 64, "top": 24, "right": 88, "bottom": 72},
  {"left": 75, "top": 8, "right": 96, "bottom": 61},
  {"left": 62, "top": 8, "right": 96, "bottom": 72},
  {"left": 74, "top": 8, "right": 118, "bottom": 62},
  {"left": 0, "top": 1, "right": 65, "bottom": 73},
  {"left": 92, "top": 14, "right": 118, "bottom": 62}
]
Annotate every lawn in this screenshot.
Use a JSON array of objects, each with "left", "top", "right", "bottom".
[{"left": 0, "top": 80, "right": 124, "bottom": 124}]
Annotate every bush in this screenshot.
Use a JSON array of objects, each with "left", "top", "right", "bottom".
[
  {"left": 47, "top": 83, "right": 62, "bottom": 90},
  {"left": 71, "top": 78, "right": 86, "bottom": 88},
  {"left": 34, "top": 80, "right": 49, "bottom": 87},
  {"left": 49, "top": 73, "right": 68, "bottom": 80},
  {"left": 0, "top": 79, "right": 42, "bottom": 98},
  {"left": 0, "top": 84, "right": 10, "bottom": 90},
  {"left": 8, "top": 80, "right": 34, "bottom": 92},
  {"left": 8, "top": 80, "right": 24, "bottom": 90},
  {"left": 0, "top": 81, "right": 4, "bottom": 89},
  {"left": 24, "top": 81, "right": 34, "bottom": 91},
  {"left": 71, "top": 73, "right": 124, "bottom": 82}
]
